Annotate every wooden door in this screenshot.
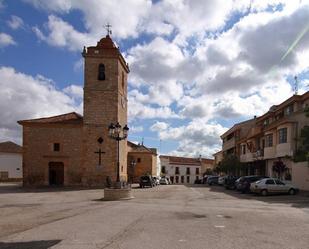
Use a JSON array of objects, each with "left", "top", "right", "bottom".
[{"left": 49, "top": 162, "right": 64, "bottom": 186}]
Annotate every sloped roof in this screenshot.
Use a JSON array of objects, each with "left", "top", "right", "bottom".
[
  {"left": 257, "top": 91, "right": 309, "bottom": 121},
  {"left": 220, "top": 118, "right": 256, "bottom": 138},
  {"left": 160, "top": 155, "right": 214, "bottom": 166},
  {"left": 18, "top": 112, "right": 83, "bottom": 125},
  {"left": 127, "top": 141, "right": 157, "bottom": 155},
  {"left": 0, "top": 141, "right": 22, "bottom": 153}
]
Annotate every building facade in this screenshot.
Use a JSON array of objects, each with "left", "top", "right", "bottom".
[
  {"left": 0, "top": 141, "right": 22, "bottom": 181},
  {"left": 127, "top": 141, "right": 158, "bottom": 183},
  {"left": 219, "top": 91, "right": 309, "bottom": 189},
  {"left": 18, "top": 35, "right": 130, "bottom": 187},
  {"left": 159, "top": 155, "right": 214, "bottom": 184},
  {"left": 213, "top": 150, "right": 223, "bottom": 166},
  {"left": 238, "top": 92, "right": 309, "bottom": 180}
]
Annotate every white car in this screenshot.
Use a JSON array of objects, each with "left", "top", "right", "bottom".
[
  {"left": 160, "top": 177, "right": 169, "bottom": 185},
  {"left": 250, "top": 178, "right": 299, "bottom": 196}
]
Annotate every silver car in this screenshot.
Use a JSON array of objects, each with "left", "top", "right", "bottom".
[
  {"left": 218, "top": 176, "right": 226, "bottom": 185},
  {"left": 250, "top": 178, "right": 299, "bottom": 196}
]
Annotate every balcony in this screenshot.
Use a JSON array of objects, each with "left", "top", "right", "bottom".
[
  {"left": 264, "top": 146, "right": 276, "bottom": 159},
  {"left": 276, "top": 143, "right": 293, "bottom": 157},
  {"left": 222, "top": 137, "right": 236, "bottom": 151},
  {"left": 240, "top": 149, "right": 264, "bottom": 163},
  {"left": 240, "top": 153, "right": 253, "bottom": 162}
]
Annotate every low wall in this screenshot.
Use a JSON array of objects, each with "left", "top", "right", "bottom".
[{"left": 292, "top": 162, "right": 309, "bottom": 191}]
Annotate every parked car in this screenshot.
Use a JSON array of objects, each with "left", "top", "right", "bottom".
[
  {"left": 237, "top": 175, "right": 269, "bottom": 193},
  {"left": 235, "top": 176, "right": 245, "bottom": 191},
  {"left": 152, "top": 176, "right": 160, "bottom": 185},
  {"left": 203, "top": 175, "right": 210, "bottom": 184},
  {"left": 194, "top": 179, "right": 202, "bottom": 184},
  {"left": 218, "top": 176, "right": 226, "bottom": 185},
  {"left": 250, "top": 178, "right": 299, "bottom": 196},
  {"left": 159, "top": 177, "right": 169, "bottom": 185},
  {"left": 224, "top": 176, "right": 239, "bottom": 190},
  {"left": 140, "top": 175, "right": 155, "bottom": 188},
  {"left": 207, "top": 176, "right": 219, "bottom": 186}
]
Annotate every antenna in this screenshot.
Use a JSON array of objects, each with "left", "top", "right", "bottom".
[{"left": 294, "top": 76, "right": 298, "bottom": 95}]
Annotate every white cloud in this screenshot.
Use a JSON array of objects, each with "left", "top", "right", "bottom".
[
  {"left": 7, "top": 15, "right": 24, "bottom": 30},
  {"left": 63, "top": 84, "right": 83, "bottom": 100},
  {"left": 73, "top": 58, "right": 84, "bottom": 72},
  {"left": 130, "top": 125, "right": 144, "bottom": 133},
  {"left": 25, "top": 0, "right": 152, "bottom": 39},
  {"left": 33, "top": 15, "right": 95, "bottom": 51},
  {"left": 150, "top": 121, "right": 169, "bottom": 132},
  {"left": 0, "top": 33, "right": 16, "bottom": 48},
  {"left": 128, "top": 97, "right": 179, "bottom": 120},
  {"left": 153, "top": 119, "right": 228, "bottom": 157},
  {"left": 0, "top": 67, "right": 82, "bottom": 143}
]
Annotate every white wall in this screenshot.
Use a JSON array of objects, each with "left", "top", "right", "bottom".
[
  {"left": 292, "top": 162, "right": 309, "bottom": 191},
  {"left": 165, "top": 164, "right": 201, "bottom": 184},
  {"left": 0, "top": 152, "right": 22, "bottom": 179}
]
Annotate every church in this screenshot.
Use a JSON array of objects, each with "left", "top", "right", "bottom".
[{"left": 18, "top": 34, "right": 135, "bottom": 187}]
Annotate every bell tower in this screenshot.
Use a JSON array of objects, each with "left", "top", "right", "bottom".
[{"left": 81, "top": 34, "right": 129, "bottom": 186}]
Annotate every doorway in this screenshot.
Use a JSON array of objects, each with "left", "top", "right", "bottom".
[{"left": 49, "top": 162, "right": 64, "bottom": 186}]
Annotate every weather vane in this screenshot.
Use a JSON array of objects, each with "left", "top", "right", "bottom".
[{"left": 105, "top": 23, "right": 112, "bottom": 36}]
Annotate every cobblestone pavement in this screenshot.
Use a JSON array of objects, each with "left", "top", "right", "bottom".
[{"left": 0, "top": 183, "right": 308, "bottom": 249}]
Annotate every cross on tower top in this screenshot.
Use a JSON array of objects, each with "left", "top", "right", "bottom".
[{"left": 105, "top": 23, "right": 112, "bottom": 36}]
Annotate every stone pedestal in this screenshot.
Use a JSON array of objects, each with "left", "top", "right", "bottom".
[{"left": 104, "top": 188, "right": 134, "bottom": 201}]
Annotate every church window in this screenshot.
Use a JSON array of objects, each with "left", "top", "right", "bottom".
[
  {"left": 137, "top": 158, "right": 141, "bottom": 163},
  {"left": 98, "top": 64, "right": 105, "bottom": 81},
  {"left": 53, "top": 143, "right": 60, "bottom": 152}
]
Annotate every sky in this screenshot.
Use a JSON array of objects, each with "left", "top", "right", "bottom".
[{"left": 0, "top": 0, "right": 309, "bottom": 158}]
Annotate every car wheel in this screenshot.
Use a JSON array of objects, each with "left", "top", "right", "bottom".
[
  {"left": 261, "top": 189, "right": 268, "bottom": 196},
  {"left": 288, "top": 188, "right": 295, "bottom": 195}
]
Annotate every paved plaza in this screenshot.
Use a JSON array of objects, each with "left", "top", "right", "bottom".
[{"left": 0, "top": 183, "right": 309, "bottom": 249}]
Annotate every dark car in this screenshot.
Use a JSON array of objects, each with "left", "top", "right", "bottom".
[
  {"left": 207, "top": 176, "right": 219, "bottom": 186},
  {"left": 202, "top": 175, "right": 210, "bottom": 184},
  {"left": 224, "top": 176, "right": 239, "bottom": 190},
  {"left": 139, "top": 176, "right": 155, "bottom": 188},
  {"left": 194, "top": 179, "right": 202, "bottom": 184},
  {"left": 237, "top": 175, "right": 269, "bottom": 193}
]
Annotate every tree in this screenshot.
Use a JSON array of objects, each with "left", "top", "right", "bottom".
[
  {"left": 272, "top": 160, "right": 287, "bottom": 179},
  {"left": 217, "top": 154, "right": 242, "bottom": 175}
]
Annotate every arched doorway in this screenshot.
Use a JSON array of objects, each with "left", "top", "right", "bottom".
[{"left": 49, "top": 162, "right": 64, "bottom": 186}]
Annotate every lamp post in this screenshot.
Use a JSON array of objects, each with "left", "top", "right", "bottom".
[{"left": 108, "top": 122, "right": 129, "bottom": 186}]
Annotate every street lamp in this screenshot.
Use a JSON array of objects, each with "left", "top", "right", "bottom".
[{"left": 108, "top": 122, "right": 129, "bottom": 186}]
